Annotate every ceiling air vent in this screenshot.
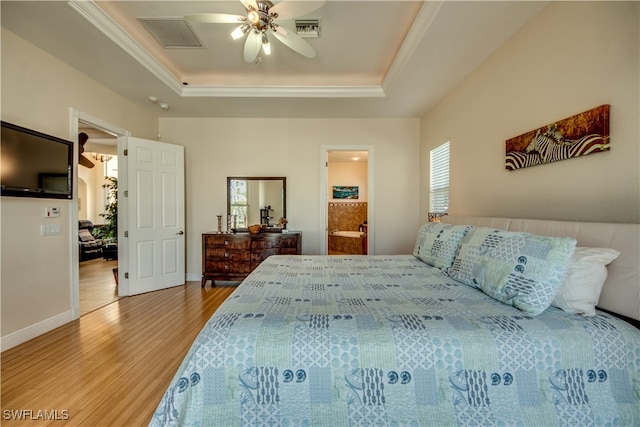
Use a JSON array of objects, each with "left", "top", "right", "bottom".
[
  {"left": 138, "top": 18, "right": 203, "bottom": 48},
  {"left": 295, "top": 19, "right": 320, "bottom": 38}
]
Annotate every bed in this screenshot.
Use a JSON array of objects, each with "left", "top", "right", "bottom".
[{"left": 151, "top": 217, "right": 640, "bottom": 426}]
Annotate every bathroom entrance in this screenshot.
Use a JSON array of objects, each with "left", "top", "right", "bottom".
[{"left": 322, "top": 147, "right": 373, "bottom": 255}]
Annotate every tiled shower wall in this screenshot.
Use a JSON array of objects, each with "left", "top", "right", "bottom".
[{"left": 328, "top": 202, "right": 367, "bottom": 231}]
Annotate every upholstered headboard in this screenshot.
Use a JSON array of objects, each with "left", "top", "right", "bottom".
[{"left": 443, "top": 216, "right": 640, "bottom": 323}]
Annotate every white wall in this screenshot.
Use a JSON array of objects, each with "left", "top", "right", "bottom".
[
  {"left": 1, "top": 28, "right": 158, "bottom": 348},
  {"left": 158, "top": 118, "right": 421, "bottom": 280},
  {"left": 78, "top": 160, "right": 106, "bottom": 224},
  {"left": 420, "top": 1, "right": 639, "bottom": 224}
]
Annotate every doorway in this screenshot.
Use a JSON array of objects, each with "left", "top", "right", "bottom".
[
  {"left": 320, "top": 145, "right": 374, "bottom": 255},
  {"left": 78, "top": 122, "right": 120, "bottom": 315},
  {"left": 70, "top": 110, "right": 129, "bottom": 319}
]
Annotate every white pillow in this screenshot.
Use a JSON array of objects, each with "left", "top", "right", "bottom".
[{"left": 552, "top": 247, "right": 620, "bottom": 316}]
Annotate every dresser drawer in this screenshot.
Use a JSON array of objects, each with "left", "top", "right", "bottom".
[
  {"left": 205, "top": 247, "right": 250, "bottom": 262},
  {"left": 251, "top": 248, "right": 279, "bottom": 262},
  {"left": 252, "top": 235, "right": 300, "bottom": 250},
  {"left": 207, "top": 261, "right": 252, "bottom": 274},
  {"left": 205, "top": 251, "right": 249, "bottom": 273},
  {"left": 278, "top": 247, "right": 299, "bottom": 255},
  {"left": 204, "top": 234, "right": 250, "bottom": 250}
]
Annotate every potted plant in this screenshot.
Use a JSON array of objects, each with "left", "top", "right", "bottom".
[{"left": 97, "top": 176, "right": 118, "bottom": 243}]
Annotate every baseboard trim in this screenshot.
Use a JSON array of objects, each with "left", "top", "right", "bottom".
[
  {"left": 1, "top": 310, "right": 74, "bottom": 352},
  {"left": 186, "top": 272, "right": 201, "bottom": 282}
]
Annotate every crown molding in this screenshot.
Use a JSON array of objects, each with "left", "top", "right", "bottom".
[
  {"left": 382, "top": 1, "right": 444, "bottom": 94},
  {"left": 68, "top": 0, "right": 185, "bottom": 95},
  {"left": 181, "top": 85, "right": 385, "bottom": 98}
]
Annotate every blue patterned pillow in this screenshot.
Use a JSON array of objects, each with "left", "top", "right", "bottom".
[
  {"left": 448, "top": 227, "right": 576, "bottom": 315},
  {"left": 413, "top": 223, "right": 473, "bottom": 271}
]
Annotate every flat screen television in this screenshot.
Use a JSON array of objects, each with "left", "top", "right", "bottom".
[{"left": 1, "top": 121, "right": 73, "bottom": 199}]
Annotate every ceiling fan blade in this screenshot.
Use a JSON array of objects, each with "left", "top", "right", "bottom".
[
  {"left": 270, "top": 1, "right": 324, "bottom": 20},
  {"left": 185, "top": 13, "right": 247, "bottom": 24},
  {"left": 240, "top": 0, "right": 259, "bottom": 11},
  {"left": 270, "top": 26, "right": 316, "bottom": 58},
  {"left": 244, "top": 30, "right": 262, "bottom": 62},
  {"left": 79, "top": 154, "right": 95, "bottom": 169}
]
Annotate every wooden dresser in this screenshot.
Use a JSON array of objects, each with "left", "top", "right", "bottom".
[{"left": 201, "top": 231, "right": 301, "bottom": 287}]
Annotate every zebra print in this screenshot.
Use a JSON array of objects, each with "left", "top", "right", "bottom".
[
  {"left": 526, "top": 132, "right": 610, "bottom": 164},
  {"left": 506, "top": 124, "right": 609, "bottom": 170},
  {"left": 505, "top": 151, "right": 542, "bottom": 171}
]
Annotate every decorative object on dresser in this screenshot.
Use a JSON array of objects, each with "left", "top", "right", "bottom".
[
  {"left": 248, "top": 224, "right": 264, "bottom": 234},
  {"left": 260, "top": 206, "right": 273, "bottom": 226},
  {"left": 201, "top": 231, "right": 301, "bottom": 287}
]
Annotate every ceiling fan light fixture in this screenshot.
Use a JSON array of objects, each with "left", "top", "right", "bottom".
[
  {"left": 247, "top": 9, "right": 260, "bottom": 25},
  {"left": 194, "top": 0, "right": 323, "bottom": 62},
  {"left": 91, "top": 153, "right": 113, "bottom": 163},
  {"left": 261, "top": 33, "right": 271, "bottom": 55},
  {"left": 231, "top": 24, "right": 250, "bottom": 40}
]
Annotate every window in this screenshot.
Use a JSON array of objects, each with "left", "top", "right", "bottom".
[
  {"left": 229, "top": 179, "right": 249, "bottom": 228},
  {"left": 104, "top": 155, "right": 117, "bottom": 178},
  {"left": 101, "top": 156, "right": 118, "bottom": 221},
  {"left": 430, "top": 141, "right": 450, "bottom": 213}
]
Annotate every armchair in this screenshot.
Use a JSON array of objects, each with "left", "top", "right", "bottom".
[{"left": 79, "top": 220, "right": 103, "bottom": 261}]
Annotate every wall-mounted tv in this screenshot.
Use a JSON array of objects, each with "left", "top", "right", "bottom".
[{"left": 1, "top": 121, "right": 73, "bottom": 199}]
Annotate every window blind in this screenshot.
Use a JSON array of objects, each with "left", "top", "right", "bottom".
[{"left": 430, "top": 141, "right": 450, "bottom": 213}]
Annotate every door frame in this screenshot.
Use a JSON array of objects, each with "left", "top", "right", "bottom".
[
  {"left": 320, "top": 145, "right": 375, "bottom": 255},
  {"left": 69, "top": 109, "right": 130, "bottom": 319}
]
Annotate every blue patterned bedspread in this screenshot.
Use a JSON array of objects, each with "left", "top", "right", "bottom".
[{"left": 151, "top": 255, "right": 640, "bottom": 426}]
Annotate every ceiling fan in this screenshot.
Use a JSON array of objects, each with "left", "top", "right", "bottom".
[
  {"left": 186, "top": 0, "right": 324, "bottom": 63},
  {"left": 78, "top": 132, "right": 95, "bottom": 169}
]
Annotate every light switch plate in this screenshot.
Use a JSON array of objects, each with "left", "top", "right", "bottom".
[{"left": 41, "top": 224, "right": 61, "bottom": 235}]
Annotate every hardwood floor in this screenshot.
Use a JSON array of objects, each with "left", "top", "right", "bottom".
[
  {"left": 1, "top": 282, "right": 237, "bottom": 426},
  {"left": 79, "top": 258, "right": 120, "bottom": 316}
]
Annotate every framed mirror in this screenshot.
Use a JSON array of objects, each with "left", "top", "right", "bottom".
[{"left": 227, "top": 177, "right": 286, "bottom": 230}]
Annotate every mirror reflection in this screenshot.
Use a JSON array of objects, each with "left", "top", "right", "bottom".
[{"left": 227, "top": 177, "right": 286, "bottom": 229}]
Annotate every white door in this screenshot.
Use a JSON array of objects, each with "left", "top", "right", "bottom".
[{"left": 123, "top": 136, "right": 185, "bottom": 295}]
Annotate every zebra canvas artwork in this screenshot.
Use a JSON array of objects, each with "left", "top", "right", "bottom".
[{"left": 505, "top": 104, "right": 610, "bottom": 171}]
